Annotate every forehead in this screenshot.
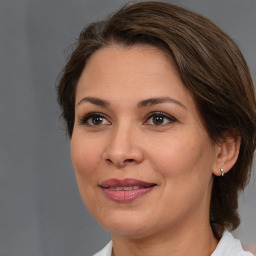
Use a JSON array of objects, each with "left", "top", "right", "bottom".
[
  {"left": 76, "top": 44, "right": 191, "bottom": 101},
  {"left": 85, "top": 44, "right": 178, "bottom": 76}
]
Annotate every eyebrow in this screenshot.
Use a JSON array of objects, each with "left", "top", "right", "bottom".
[
  {"left": 77, "top": 97, "right": 109, "bottom": 107},
  {"left": 138, "top": 97, "right": 186, "bottom": 109},
  {"left": 77, "top": 96, "right": 186, "bottom": 109}
]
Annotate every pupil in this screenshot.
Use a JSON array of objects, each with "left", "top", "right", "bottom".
[
  {"left": 92, "top": 116, "right": 103, "bottom": 125},
  {"left": 153, "top": 115, "right": 163, "bottom": 125}
]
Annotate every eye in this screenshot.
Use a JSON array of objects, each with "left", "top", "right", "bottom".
[
  {"left": 79, "top": 113, "right": 111, "bottom": 126},
  {"left": 145, "top": 112, "right": 176, "bottom": 126}
]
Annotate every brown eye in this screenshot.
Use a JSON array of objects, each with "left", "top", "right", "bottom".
[
  {"left": 80, "top": 113, "right": 111, "bottom": 126},
  {"left": 152, "top": 115, "right": 165, "bottom": 125},
  {"left": 91, "top": 116, "right": 104, "bottom": 125},
  {"left": 145, "top": 112, "right": 176, "bottom": 126}
]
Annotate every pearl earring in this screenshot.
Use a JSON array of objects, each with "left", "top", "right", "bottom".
[{"left": 220, "top": 168, "right": 225, "bottom": 177}]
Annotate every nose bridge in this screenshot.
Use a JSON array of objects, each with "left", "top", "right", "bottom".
[
  {"left": 111, "top": 121, "right": 132, "bottom": 148},
  {"left": 104, "top": 119, "right": 143, "bottom": 166}
]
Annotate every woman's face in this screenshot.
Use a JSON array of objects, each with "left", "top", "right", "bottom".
[{"left": 71, "top": 45, "right": 221, "bottom": 238}]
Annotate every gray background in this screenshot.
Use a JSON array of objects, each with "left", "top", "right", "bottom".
[{"left": 0, "top": 0, "right": 255, "bottom": 255}]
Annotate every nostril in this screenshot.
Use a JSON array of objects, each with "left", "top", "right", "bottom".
[
  {"left": 106, "top": 159, "right": 113, "bottom": 164},
  {"left": 105, "top": 158, "right": 134, "bottom": 167},
  {"left": 124, "top": 159, "right": 134, "bottom": 163}
]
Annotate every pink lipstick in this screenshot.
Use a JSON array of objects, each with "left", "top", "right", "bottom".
[{"left": 99, "top": 178, "right": 157, "bottom": 202}]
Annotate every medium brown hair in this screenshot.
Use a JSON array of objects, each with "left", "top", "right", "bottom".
[{"left": 58, "top": 1, "right": 256, "bottom": 238}]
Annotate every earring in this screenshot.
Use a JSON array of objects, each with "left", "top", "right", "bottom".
[{"left": 220, "top": 168, "right": 225, "bottom": 177}]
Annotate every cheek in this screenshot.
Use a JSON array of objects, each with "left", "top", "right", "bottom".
[
  {"left": 71, "top": 135, "right": 101, "bottom": 174},
  {"left": 150, "top": 134, "right": 200, "bottom": 172},
  {"left": 70, "top": 135, "right": 105, "bottom": 208},
  {"left": 149, "top": 132, "right": 215, "bottom": 218},
  {"left": 149, "top": 129, "right": 215, "bottom": 183}
]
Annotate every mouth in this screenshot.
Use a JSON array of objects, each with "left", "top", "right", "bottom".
[{"left": 99, "top": 178, "right": 157, "bottom": 202}]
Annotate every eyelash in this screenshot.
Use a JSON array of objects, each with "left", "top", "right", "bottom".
[
  {"left": 144, "top": 112, "right": 176, "bottom": 126},
  {"left": 78, "top": 112, "right": 176, "bottom": 127},
  {"left": 79, "top": 112, "right": 110, "bottom": 126}
]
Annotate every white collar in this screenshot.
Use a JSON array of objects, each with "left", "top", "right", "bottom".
[{"left": 211, "top": 230, "right": 253, "bottom": 256}]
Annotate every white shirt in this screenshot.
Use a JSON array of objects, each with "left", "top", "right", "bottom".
[{"left": 92, "top": 231, "right": 254, "bottom": 256}]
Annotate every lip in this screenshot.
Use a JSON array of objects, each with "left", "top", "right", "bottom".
[{"left": 99, "top": 178, "right": 157, "bottom": 202}]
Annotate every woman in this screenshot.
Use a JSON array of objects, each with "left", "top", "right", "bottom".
[{"left": 57, "top": 1, "right": 256, "bottom": 255}]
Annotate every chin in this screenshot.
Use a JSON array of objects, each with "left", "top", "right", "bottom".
[
  {"left": 107, "top": 224, "right": 154, "bottom": 239},
  {"left": 96, "top": 210, "right": 154, "bottom": 238}
]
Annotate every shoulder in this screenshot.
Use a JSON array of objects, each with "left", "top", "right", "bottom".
[
  {"left": 92, "top": 241, "right": 112, "bottom": 256},
  {"left": 212, "top": 231, "right": 254, "bottom": 256}
]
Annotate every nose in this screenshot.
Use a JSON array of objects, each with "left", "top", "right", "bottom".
[{"left": 103, "top": 124, "right": 144, "bottom": 168}]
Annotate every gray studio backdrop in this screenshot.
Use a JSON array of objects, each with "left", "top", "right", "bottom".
[{"left": 0, "top": 0, "right": 255, "bottom": 255}]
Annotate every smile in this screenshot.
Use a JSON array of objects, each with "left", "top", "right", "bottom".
[
  {"left": 109, "top": 186, "right": 140, "bottom": 191},
  {"left": 99, "top": 178, "right": 157, "bottom": 202}
]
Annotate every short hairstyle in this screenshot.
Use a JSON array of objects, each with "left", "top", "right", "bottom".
[{"left": 57, "top": 1, "right": 256, "bottom": 238}]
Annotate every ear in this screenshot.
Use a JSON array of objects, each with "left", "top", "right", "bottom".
[{"left": 212, "top": 135, "right": 241, "bottom": 176}]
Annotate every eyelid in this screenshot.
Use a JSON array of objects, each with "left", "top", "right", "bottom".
[
  {"left": 78, "top": 111, "right": 176, "bottom": 126},
  {"left": 144, "top": 111, "right": 177, "bottom": 125},
  {"left": 78, "top": 112, "right": 111, "bottom": 126}
]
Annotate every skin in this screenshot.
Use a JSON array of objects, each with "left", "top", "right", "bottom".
[{"left": 71, "top": 45, "right": 239, "bottom": 256}]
